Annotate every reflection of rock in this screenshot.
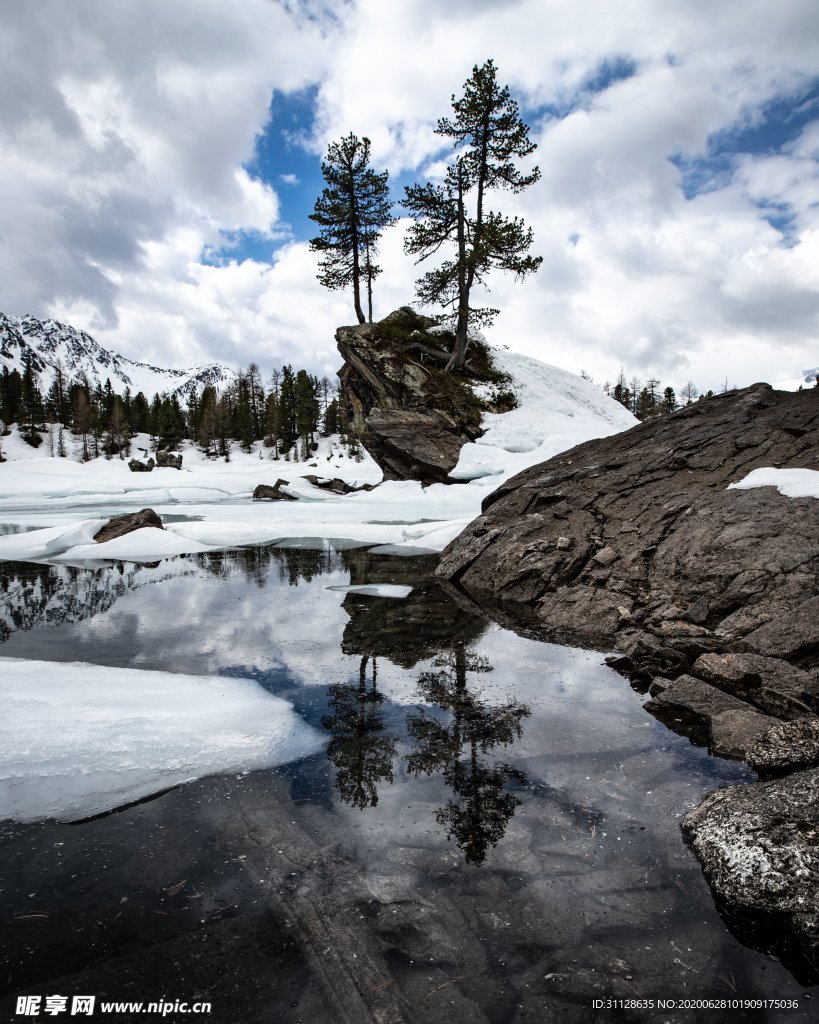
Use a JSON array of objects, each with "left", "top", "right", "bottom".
[
  {"left": 683, "top": 768, "right": 819, "bottom": 984},
  {"left": 340, "top": 550, "right": 485, "bottom": 668},
  {"left": 252, "top": 480, "right": 294, "bottom": 501},
  {"left": 94, "top": 508, "right": 164, "bottom": 543}
]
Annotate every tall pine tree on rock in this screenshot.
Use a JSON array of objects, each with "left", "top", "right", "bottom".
[
  {"left": 404, "top": 60, "right": 542, "bottom": 371},
  {"left": 309, "top": 133, "right": 394, "bottom": 324}
]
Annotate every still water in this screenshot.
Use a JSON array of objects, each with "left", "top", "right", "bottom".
[{"left": 0, "top": 545, "right": 815, "bottom": 1023}]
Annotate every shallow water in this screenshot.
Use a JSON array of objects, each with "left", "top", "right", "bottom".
[{"left": 0, "top": 544, "right": 816, "bottom": 1023}]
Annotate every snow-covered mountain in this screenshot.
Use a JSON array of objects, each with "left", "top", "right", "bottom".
[{"left": 0, "top": 313, "right": 236, "bottom": 398}]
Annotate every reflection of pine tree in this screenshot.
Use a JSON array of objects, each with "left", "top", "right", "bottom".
[
  {"left": 406, "top": 643, "right": 530, "bottom": 865},
  {"left": 322, "top": 655, "right": 397, "bottom": 809}
]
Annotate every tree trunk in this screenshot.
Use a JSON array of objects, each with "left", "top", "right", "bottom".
[{"left": 446, "top": 165, "right": 470, "bottom": 372}]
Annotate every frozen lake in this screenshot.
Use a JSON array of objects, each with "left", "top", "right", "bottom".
[{"left": 0, "top": 543, "right": 816, "bottom": 1022}]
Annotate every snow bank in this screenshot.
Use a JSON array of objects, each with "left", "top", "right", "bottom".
[
  {"left": 451, "top": 350, "right": 636, "bottom": 482},
  {"left": 0, "top": 658, "right": 323, "bottom": 822},
  {"left": 729, "top": 467, "right": 819, "bottom": 500},
  {"left": 0, "top": 354, "right": 636, "bottom": 563}
]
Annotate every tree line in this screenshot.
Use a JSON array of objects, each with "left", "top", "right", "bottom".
[{"left": 0, "top": 352, "right": 361, "bottom": 462}]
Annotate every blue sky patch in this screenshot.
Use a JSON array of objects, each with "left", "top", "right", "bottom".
[{"left": 669, "top": 76, "right": 819, "bottom": 202}]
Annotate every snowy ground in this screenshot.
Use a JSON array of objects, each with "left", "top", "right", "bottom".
[{"left": 0, "top": 351, "right": 637, "bottom": 564}]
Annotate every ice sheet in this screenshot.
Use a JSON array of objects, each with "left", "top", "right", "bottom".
[{"left": 0, "top": 658, "right": 324, "bottom": 822}]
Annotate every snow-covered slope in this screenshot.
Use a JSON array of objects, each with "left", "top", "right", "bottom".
[
  {"left": 0, "top": 349, "right": 637, "bottom": 563},
  {"left": 0, "top": 312, "right": 235, "bottom": 398}
]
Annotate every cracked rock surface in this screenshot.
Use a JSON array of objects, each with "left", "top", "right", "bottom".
[{"left": 437, "top": 384, "right": 818, "bottom": 673}]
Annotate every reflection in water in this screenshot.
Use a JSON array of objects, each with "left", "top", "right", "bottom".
[
  {"left": 322, "top": 654, "right": 397, "bottom": 809},
  {"left": 407, "top": 644, "right": 531, "bottom": 864}
]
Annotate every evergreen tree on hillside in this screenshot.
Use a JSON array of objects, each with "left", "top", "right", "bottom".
[
  {"left": 309, "top": 133, "right": 394, "bottom": 324},
  {"left": 404, "top": 60, "right": 542, "bottom": 372}
]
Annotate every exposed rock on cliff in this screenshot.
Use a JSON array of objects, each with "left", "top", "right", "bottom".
[
  {"left": 336, "top": 307, "right": 514, "bottom": 483},
  {"left": 438, "top": 383, "right": 818, "bottom": 676}
]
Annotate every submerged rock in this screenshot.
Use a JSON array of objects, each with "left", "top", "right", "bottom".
[
  {"left": 94, "top": 508, "right": 164, "bottom": 544},
  {"left": 682, "top": 768, "right": 819, "bottom": 983}
]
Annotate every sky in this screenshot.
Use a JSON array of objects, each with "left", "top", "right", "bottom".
[{"left": 1, "top": 0, "right": 818, "bottom": 393}]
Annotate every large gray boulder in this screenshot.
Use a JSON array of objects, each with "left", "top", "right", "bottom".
[
  {"left": 94, "top": 508, "right": 164, "bottom": 544},
  {"left": 682, "top": 768, "right": 819, "bottom": 982},
  {"left": 438, "top": 384, "right": 819, "bottom": 676}
]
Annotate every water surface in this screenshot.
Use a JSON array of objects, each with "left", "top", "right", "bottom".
[{"left": 0, "top": 545, "right": 815, "bottom": 1023}]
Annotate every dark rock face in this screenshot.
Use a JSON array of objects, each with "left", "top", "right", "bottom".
[
  {"left": 155, "top": 451, "right": 183, "bottom": 470},
  {"left": 747, "top": 719, "right": 819, "bottom": 774},
  {"left": 682, "top": 768, "right": 819, "bottom": 983},
  {"left": 438, "top": 382, "right": 819, "bottom": 978},
  {"left": 438, "top": 383, "right": 818, "bottom": 680},
  {"left": 128, "top": 458, "right": 155, "bottom": 472},
  {"left": 94, "top": 508, "right": 164, "bottom": 544},
  {"left": 337, "top": 307, "right": 500, "bottom": 484},
  {"left": 252, "top": 481, "right": 294, "bottom": 501}
]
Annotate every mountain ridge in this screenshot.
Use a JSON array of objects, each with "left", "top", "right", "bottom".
[{"left": 0, "top": 312, "right": 235, "bottom": 399}]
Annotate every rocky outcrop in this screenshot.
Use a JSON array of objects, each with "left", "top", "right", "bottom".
[
  {"left": 682, "top": 768, "right": 819, "bottom": 983},
  {"left": 438, "top": 383, "right": 818, "bottom": 687},
  {"left": 336, "top": 307, "right": 512, "bottom": 484},
  {"left": 438, "top": 382, "right": 819, "bottom": 977},
  {"left": 94, "top": 508, "right": 164, "bottom": 544},
  {"left": 155, "top": 450, "right": 183, "bottom": 470},
  {"left": 128, "top": 457, "right": 155, "bottom": 472}
]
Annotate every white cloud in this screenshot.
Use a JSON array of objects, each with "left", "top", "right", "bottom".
[{"left": 1, "top": 0, "right": 818, "bottom": 391}]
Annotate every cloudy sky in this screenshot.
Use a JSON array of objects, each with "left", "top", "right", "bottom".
[{"left": 1, "top": 0, "right": 818, "bottom": 392}]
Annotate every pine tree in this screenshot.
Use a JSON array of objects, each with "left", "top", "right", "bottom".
[
  {"left": 404, "top": 59, "right": 542, "bottom": 371},
  {"left": 309, "top": 133, "right": 394, "bottom": 324}
]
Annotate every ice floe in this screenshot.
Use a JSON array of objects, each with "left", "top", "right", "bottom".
[{"left": 0, "top": 658, "right": 324, "bottom": 822}]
